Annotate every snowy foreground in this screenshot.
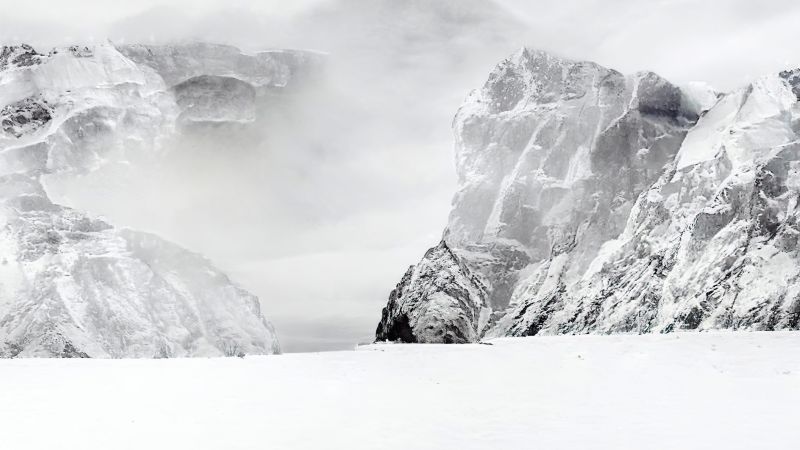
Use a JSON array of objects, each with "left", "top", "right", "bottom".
[{"left": 2, "top": 332, "right": 798, "bottom": 450}]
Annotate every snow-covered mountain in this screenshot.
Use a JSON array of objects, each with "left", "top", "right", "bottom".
[
  {"left": 377, "top": 47, "right": 800, "bottom": 343},
  {"left": 0, "top": 43, "right": 321, "bottom": 357}
]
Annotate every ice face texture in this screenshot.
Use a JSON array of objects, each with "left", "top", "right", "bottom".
[
  {"left": 377, "top": 48, "right": 800, "bottom": 343},
  {"left": 0, "top": 43, "right": 320, "bottom": 357}
]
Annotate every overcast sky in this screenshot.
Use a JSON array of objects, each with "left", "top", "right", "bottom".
[
  {"left": 5, "top": 0, "right": 800, "bottom": 89},
  {"left": 6, "top": 0, "right": 800, "bottom": 352}
]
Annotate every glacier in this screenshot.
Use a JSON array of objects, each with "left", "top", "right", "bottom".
[
  {"left": 0, "top": 42, "right": 321, "bottom": 357},
  {"left": 377, "top": 47, "right": 800, "bottom": 343}
]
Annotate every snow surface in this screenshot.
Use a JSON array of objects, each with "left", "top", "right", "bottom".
[
  {"left": 679, "top": 81, "right": 720, "bottom": 117},
  {"left": 675, "top": 75, "right": 797, "bottom": 171},
  {"left": 1, "top": 332, "right": 797, "bottom": 450}
]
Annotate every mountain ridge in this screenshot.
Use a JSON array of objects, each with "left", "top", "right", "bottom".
[
  {"left": 377, "top": 46, "right": 800, "bottom": 343},
  {"left": 0, "top": 42, "right": 322, "bottom": 357}
]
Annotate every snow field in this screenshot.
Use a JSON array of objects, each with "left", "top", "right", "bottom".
[{"left": 1, "top": 331, "right": 798, "bottom": 450}]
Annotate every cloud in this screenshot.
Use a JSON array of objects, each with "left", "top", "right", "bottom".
[{"left": 496, "top": 0, "right": 800, "bottom": 90}]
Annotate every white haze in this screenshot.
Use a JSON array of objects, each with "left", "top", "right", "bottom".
[{"left": 3, "top": 0, "right": 800, "bottom": 351}]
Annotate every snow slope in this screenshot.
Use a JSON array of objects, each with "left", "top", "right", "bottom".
[{"left": 0, "top": 332, "right": 797, "bottom": 450}]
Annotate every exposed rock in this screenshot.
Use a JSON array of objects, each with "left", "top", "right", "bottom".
[
  {"left": 376, "top": 241, "right": 489, "bottom": 344},
  {"left": 377, "top": 49, "right": 800, "bottom": 343},
  {"left": 780, "top": 68, "right": 800, "bottom": 101},
  {"left": 1, "top": 97, "right": 52, "bottom": 138},
  {"left": 0, "top": 44, "right": 44, "bottom": 70},
  {"left": 446, "top": 48, "right": 692, "bottom": 311},
  {"left": 67, "top": 45, "right": 93, "bottom": 58},
  {"left": 0, "top": 43, "right": 312, "bottom": 357}
]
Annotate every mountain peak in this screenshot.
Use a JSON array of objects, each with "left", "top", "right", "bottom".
[
  {"left": 379, "top": 46, "right": 800, "bottom": 343},
  {"left": 475, "top": 47, "right": 624, "bottom": 113}
]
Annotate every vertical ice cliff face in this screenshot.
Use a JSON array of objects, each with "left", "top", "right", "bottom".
[
  {"left": 0, "top": 43, "right": 319, "bottom": 357},
  {"left": 378, "top": 47, "right": 770, "bottom": 342}
]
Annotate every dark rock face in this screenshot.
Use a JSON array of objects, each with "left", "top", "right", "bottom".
[
  {"left": 779, "top": 68, "right": 800, "bottom": 100},
  {"left": 67, "top": 46, "right": 93, "bottom": 58},
  {"left": 636, "top": 71, "right": 683, "bottom": 117},
  {"left": 1, "top": 98, "right": 52, "bottom": 138},
  {"left": 0, "top": 44, "right": 43, "bottom": 70},
  {"left": 377, "top": 48, "right": 800, "bottom": 343},
  {"left": 375, "top": 241, "right": 489, "bottom": 343},
  {"left": 377, "top": 266, "right": 420, "bottom": 344}
]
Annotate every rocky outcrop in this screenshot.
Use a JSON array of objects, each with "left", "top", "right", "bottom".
[
  {"left": 377, "top": 47, "right": 800, "bottom": 343},
  {"left": 0, "top": 44, "right": 44, "bottom": 70},
  {"left": 376, "top": 241, "right": 489, "bottom": 343},
  {"left": 1, "top": 97, "right": 52, "bottom": 138},
  {"left": 0, "top": 42, "right": 318, "bottom": 357},
  {"left": 780, "top": 68, "right": 800, "bottom": 100}
]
